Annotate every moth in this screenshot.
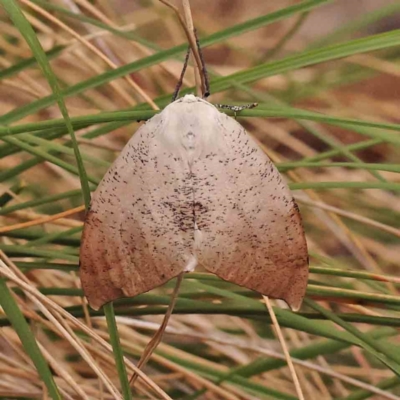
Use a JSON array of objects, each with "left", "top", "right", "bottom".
[{"left": 80, "top": 94, "right": 309, "bottom": 311}]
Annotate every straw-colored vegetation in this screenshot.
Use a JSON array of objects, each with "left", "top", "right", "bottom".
[{"left": 1, "top": 0, "right": 400, "bottom": 399}]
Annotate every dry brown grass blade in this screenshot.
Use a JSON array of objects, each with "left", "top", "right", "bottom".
[
  {"left": 115, "top": 316, "right": 400, "bottom": 400},
  {"left": 159, "top": 0, "right": 205, "bottom": 96},
  {"left": 38, "top": 344, "right": 91, "bottom": 400},
  {"left": 295, "top": 195, "right": 400, "bottom": 238},
  {"left": 22, "top": 0, "right": 158, "bottom": 109},
  {"left": 56, "top": 2, "right": 193, "bottom": 93},
  {"left": 4, "top": 209, "right": 83, "bottom": 228},
  {"left": 115, "top": 330, "right": 242, "bottom": 400},
  {"left": 0, "top": 254, "right": 172, "bottom": 399},
  {"left": 347, "top": 54, "right": 400, "bottom": 77},
  {"left": 264, "top": 297, "right": 305, "bottom": 400},
  {"left": 0, "top": 257, "right": 123, "bottom": 399},
  {"left": 0, "top": 205, "right": 85, "bottom": 233}
]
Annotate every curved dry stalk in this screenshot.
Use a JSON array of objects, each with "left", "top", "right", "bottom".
[{"left": 129, "top": 273, "right": 184, "bottom": 386}]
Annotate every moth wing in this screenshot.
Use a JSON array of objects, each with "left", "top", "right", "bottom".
[
  {"left": 194, "top": 111, "right": 308, "bottom": 311},
  {"left": 80, "top": 113, "right": 194, "bottom": 310}
]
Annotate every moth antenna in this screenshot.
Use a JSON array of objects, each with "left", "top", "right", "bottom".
[
  {"left": 215, "top": 102, "right": 258, "bottom": 118},
  {"left": 194, "top": 28, "right": 210, "bottom": 98},
  {"left": 172, "top": 45, "right": 191, "bottom": 102},
  {"left": 129, "top": 273, "right": 184, "bottom": 387}
]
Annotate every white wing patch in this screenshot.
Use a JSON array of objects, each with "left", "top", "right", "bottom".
[{"left": 80, "top": 94, "right": 308, "bottom": 310}]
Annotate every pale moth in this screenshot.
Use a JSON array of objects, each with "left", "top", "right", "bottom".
[{"left": 80, "top": 94, "right": 309, "bottom": 311}]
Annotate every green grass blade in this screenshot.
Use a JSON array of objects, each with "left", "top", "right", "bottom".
[
  {"left": 0, "top": 45, "right": 63, "bottom": 80},
  {"left": 0, "top": 136, "right": 99, "bottom": 184},
  {"left": 0, "top": 244, "right": 79, "bottom": 262},
  {"left": 278, "top": 162, "right": 400, "bottom": 173},
  {"left": 310, "top": 2, "right": 400, "bottom": 48},
  {"left": 305, "top": 299, "right": 400, "bottom": 376},
  {"left": 0, "top": 0, "right": 91, "bottom": 209},
  {"left": 210, "top": 30, "right": 400, "bottom": 93},
  {"left": 337, "top": 376, "right": 400, "bottom": 400},
  {"left": 0, "top": 189, "right": 82, "bottom": 216},
  {"left": 103, "top": 303, "right": 132, "bottom": 400},
  {"left": 236, "top": 328, "right": 394, "bottom": 377},
  {"left": 229, "top": 81, "right": 387, "bottom": 182},
  {"left": 0, "top": 279, "right": 61, "bottom": 399},
  {"left": 19, "top": 133, "right": 110, "bottom": 168},
  {"left": 0, "top": 0, "right": 334, "bottom": 125},
  {"left": 3, "top": 106, "right": 400, "bottom": 144},
  {"left": 290, "top": 181, "right": 400, "bottom": 191},
  {"left": 303, "top": 139, "right": 382, "bottom": 163}
]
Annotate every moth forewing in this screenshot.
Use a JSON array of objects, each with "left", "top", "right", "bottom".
[
  {"left": 80, "top": 111, "right": 192, "bottom": 310},
  {"left": 80, "top": 95, "right": 309, "bottom": 311}
]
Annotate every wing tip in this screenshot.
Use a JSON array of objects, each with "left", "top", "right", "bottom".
[
  {"left": 285, "top": 296, "right": 303, "bottom": 312},
  {"left": 86, "top": 298, "right": 103, "bottom": 311},
  {"left": 81, "top": 278, "right": 124, "bottom": 311},
  {"left": 282, "top": 262, "right": 309, "bottom": 312},
  {"left": 204, "top": 260, "right": 309, "bottom": 312}
]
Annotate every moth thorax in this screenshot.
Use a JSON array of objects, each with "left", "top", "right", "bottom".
[{"left": 181, "top": 130, "right": 197, "bottom": 164}]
